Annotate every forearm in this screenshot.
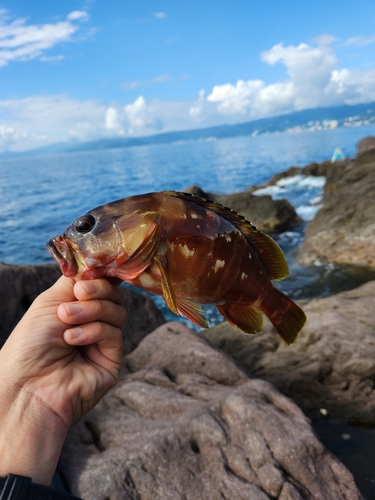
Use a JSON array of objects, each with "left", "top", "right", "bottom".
[{"left": 0, "top": 380, "right": 68, "bottom": 486}]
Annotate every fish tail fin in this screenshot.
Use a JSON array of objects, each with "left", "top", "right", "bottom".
[
  {"left": 260, "top": 286, "right": 306, "bottom": 345},
  {"left": 218, "top": 287, "right": 306, "bottom": 345}
]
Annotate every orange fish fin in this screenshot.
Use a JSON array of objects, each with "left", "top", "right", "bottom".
[
  {"left": 261, "top": 287, "right": 306, "bottom": 345},
  {"left": 153, "top": 256, "right": 178, "bottom": 315},
  {"left": 163, "top": 191, "right": 288, "bottom": 280},
  {"left": 217, "top": 303, "right": 263, "bottom": 334},
  {"left": 175, "top": 297, "right": 208, "bottom": 329}
]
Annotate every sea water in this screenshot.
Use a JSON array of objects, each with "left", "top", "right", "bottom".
[{"left": 1, "top": 124, "right": 375, "bottom": 308}]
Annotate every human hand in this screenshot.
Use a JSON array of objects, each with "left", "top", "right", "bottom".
[{"left": 0, "top": 276, "right": 126, "bottom": 484}]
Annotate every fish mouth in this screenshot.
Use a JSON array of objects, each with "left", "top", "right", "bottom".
[{"left": 46, "top": 235, "right": 80, "bottom": 277}]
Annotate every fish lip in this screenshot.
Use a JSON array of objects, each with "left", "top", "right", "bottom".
[{"left": 46, "top": 235, "right": 79, "bottom": 277}]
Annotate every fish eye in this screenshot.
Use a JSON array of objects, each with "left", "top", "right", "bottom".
[{"left": 75, "top": 214, "right": 96, "bottom": 233}]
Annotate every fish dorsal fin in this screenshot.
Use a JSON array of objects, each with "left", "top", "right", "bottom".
[{"left": 163, "top": 191, "right": 289, "bottom": 281}]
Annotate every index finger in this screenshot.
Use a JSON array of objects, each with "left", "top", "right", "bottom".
[{"left": 73, "top": 279, "right": 124, "bottom": 305}]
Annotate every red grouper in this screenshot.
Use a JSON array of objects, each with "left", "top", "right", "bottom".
[{"left": 46, "top": 191, "right": 306, "bottom": 344}]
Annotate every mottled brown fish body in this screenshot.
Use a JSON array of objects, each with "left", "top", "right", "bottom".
[{"left": 46, "top": 191, "right": 306, "bottom": 344}]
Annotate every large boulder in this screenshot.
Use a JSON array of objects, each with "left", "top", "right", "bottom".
[
  {"left": 297, "top": 138, "right": 375, "bottom": 269},
  {"left": 182, "top": 186, "right": 301, "bottom": 233},
  {"left": 0, "top": 262, "right": 165, "bottom": 353},
  {"left": 59, "top": 322, "right": 362, "bottom": 500},
  {"left": 202, "top": 280, "right": 375, "bottom": 426},
  {"left": 356, "top": 136, "right": 375, "bottom": 158}
]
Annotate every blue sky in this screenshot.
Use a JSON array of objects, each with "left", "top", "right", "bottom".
[{"left": 1, "top": 0, "right": 375, "bottom": 152}]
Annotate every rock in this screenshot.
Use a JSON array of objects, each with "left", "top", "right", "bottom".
[
  {"left": 0, "top": 262, "right": 62, "bottom": 347},
  {"left": 202, "top": 280, "right": 375, "bottom": 426},
  {"left": 0, "top": 262, "right": 165, "bottom": 353},
  {"left": 297, "top": 142, "right": 375, "bottom": 269},
  {"left": 356, "top": 136, "right": 375, "bottom": 158},
  {"left": 182, "top": 185, "right": 302, "bottom": 233},
  {"left": 59, "top": 322, "right": 362, "bottom": 500}
]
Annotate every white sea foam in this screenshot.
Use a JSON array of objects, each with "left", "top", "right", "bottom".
[
  {"left": 253, "top": 175, "right": 326, "bottom": 221},
  {"left": 296, "top": 204, "right": 322, "bottom": 221}
]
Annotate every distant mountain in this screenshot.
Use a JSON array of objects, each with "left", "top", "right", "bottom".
[{"left": 2, "top": 102, "right": 375, "bottom": 159}]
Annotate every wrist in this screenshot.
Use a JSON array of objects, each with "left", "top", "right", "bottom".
[{"left": 0, "top": 379, "right": 68, "bottom": 486}]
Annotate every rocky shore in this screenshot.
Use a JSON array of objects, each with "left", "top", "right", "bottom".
[{"left": 2, "top": 137, "right": 375, "bottom": 499}]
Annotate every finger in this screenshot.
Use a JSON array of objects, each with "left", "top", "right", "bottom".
[
  {"left": 63, "top": 321, "right": 123, "bottom": 366},
  {"left": 33, "top": 275, "right": 76, "bottom": 308},
  {"left": 73, "top": 279, "right": 124, "bottom": 305},
  {"left": 57, "top": 299, "right": 127, "bottom": 330}
]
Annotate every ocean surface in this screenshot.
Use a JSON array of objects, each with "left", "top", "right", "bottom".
[
  {"left": 2, "top": 124, "right": 375, "bottom": 498},
  {"left": 2, "top": 124, "right": 375, "bottom": 305}
]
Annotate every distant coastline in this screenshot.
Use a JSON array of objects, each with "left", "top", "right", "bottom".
[{"left": 1, "top": 101, "right": 374, "bottom": 160}]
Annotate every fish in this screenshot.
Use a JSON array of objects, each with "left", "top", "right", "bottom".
[{"left": 46, "top": 191, "right": 306, "bottom": 344}]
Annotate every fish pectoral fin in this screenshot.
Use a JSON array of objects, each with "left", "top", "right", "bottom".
[
  {"left": 217, "top": 303, "right": 263, "bottom": 335},
  {"left": 153, "top": 256, "right": 178, "bottom": 315},
  {"left": 113, "top": 215, "right": 160, "bottom": 281},
  {"left": 175, "top": 298, "right": 208, "bottom": 329}
]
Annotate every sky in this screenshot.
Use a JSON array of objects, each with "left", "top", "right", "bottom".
[{"left": 1, "top": 0, "right": 375, "bottom": 152}]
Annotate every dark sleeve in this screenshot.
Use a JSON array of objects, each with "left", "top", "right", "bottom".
[{"left": 0, "top": 475, "right": 82, "bottom": 500}]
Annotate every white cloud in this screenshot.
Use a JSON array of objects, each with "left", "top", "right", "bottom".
[
  {"left": 121, "top": 75, "right": 171, "bottom": 91},
  {"left": 105, "top": 107, "right": 124, "bottom": 135},
  {"left": 154, "top": 12, "right": 166, "bottom": 19},
  {"left": 0, "top": 124, "right": 18, "bottom": 149},
  {"left": 0, "top": 9, "right": 88, "bottom": 67},
  {"left": 1, "top": 38, "right": 375, "bottom": 153},
  {"left": 67, "top": 11, "right": 90, "bottom": 22},
  {"left": 123, "top": 96, "right": 162, "bottom": 134},
  {"left": 345, "top": 35, "right": 375, "bottom": 46},
  {"left": 206, "top": 40, "right": 375, "bottom": 118}
]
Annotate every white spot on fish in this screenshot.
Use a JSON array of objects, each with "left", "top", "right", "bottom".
[
  {"left": 213, "top": 259, "right": 225, "bottom": 273},
  {"left": 158, "top": 242, "right": 168, "bottom": 257},
  {"left": 241, "top": 272, "right": 248, "bottom": 280},
  {"left": 179, "top": 244, "right": 195, "bottom": 257},
  {"left": 139, "top": 273, "right": 155, "bottom": 288},
  {"left": 225, "top": 234, "right": 232, "bottom": 242},
  {"left": 249, "top": 253, "right": 252, "bottom": 259},
  {"left": 191, "top": 213, "right": 198, "bottom": 219}
]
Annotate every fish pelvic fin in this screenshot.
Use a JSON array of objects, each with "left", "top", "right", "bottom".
[
  {"left": 175, "top": 297, "right": 209, "bottom": 329},
  {"left": 163, "top": 190, "right": 288, "bottom": 281},
  {"left": 154, "top": 254, "right": 208, "bottom": 328},
  {"left": 217, "top": 303, "right": 263, "bottom": 335},
  {"left": 154, "top": 256, "right": 178, "bottom": 315},
  {"left": 260, "top": 286, "right": 306, "bottom": 345}
]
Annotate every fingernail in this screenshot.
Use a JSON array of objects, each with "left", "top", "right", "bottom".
[
  {"left": 64, "top": 303, "right": 82, "bottom": 316},
  {"left": 82, "top": 281, "right": 98, "bottom": 295},
  {"left": 68, "top": 327, "right": 83, "bottom": 339}
]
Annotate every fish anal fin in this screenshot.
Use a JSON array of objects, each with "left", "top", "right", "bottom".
[
  {"left": 153, "top": 256, "right": 178, "bottom": 315},
  {"left": 217, "top": 303, "right": 263, "bottom": 335},
  {"left": 175, "top": 297, "right": 208, "bottom": 329}
]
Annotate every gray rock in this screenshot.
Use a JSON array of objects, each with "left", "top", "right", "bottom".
[
  {"left": 60, "top": 322, "right": 362, "bottom": 500},
  {"left": 0, "top": 262, "right": 165, "bottom": 353},
  {"left": 356, "top": 136, "right": 375, "bottom": 158},
  {"left": 202, "top": 280, "right": 375, "bottom": 426},
  {"left": 297, "top": 139, "right": 375, "bottom": 269}
]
